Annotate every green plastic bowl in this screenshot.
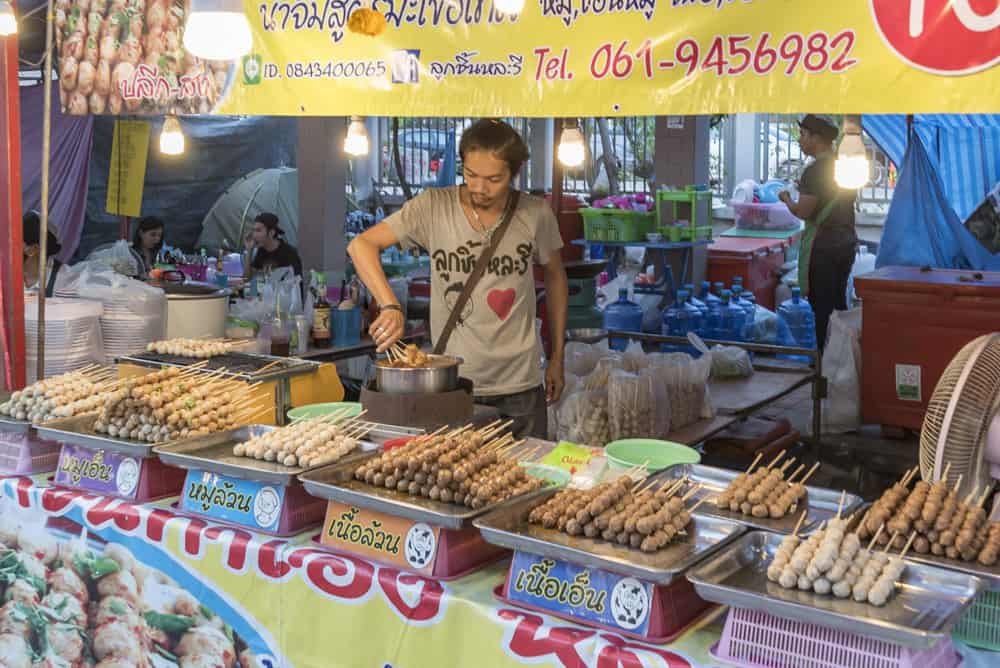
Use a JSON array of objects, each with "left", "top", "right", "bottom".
[
  {"left": 605, "top": 439, "right": 700, "bottom": 473},
  {"left": 287, "top": 402, "right": 363, "bottom": 421}
]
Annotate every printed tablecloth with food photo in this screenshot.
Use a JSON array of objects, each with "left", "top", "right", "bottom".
[
  {"left": 55, "top": 0, "right": 231, "bottom": 115},
  {"left": 0, "top": 475, "right": 722, "bottom": 667}
]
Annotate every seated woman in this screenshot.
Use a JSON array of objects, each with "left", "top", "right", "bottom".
[
  {"left": 22, "top": 210, "right": 63, "bottom": 297},
  {"left": 131, "top": 216, "right": 165, "bottom": 276}
]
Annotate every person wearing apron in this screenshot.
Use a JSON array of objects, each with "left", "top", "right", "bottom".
[{"left": 779, "top": 114, "right": 858, "bottom": 353}]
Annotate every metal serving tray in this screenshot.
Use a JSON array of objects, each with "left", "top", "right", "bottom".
[
  {"left": 117, "top": 351, "right": 320, "bottom": 383},
  {"left": 36, "top": 414, "right": 157, "bottom": 457},
  {"left": 299, "top": 452, "right": 556, "bottom": 531},
  {"left": 348, "top": 422, "right": 424, "bottom": 447},
  {"left": 661, "top": 463, "right": 863, "bottom": 535},
  {"left": 686, "top": 530, "right": 984, "bottom": 649},
  {"left": 0, "top": 415, "right": 33, "bottom": 435},
  {"left": 153, "top": 425, "right": 377, "bottom": 486},
  {"left": 473, "top": 489, "right": 746, "bottom": 585}
]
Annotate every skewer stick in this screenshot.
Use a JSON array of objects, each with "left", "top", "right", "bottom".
[
  {"left": 682, "top": 485, "right": 700, "bottom": 502},
  {"left": 867, "top": 524, "right": 886, "bottom": 551},
  {"left": 765, "top": 450, "right": 787, "bottom": 470},
  {"left": 786, "top": 463, "right": 806, "bottom": 484},
  {"left": 854, "top": 509, "right": 870, "bottom": 536},
  {"left": 630, "top": 462, "right": 652, "bottom": 489},
  {"left": 688, "top": 495, "right": 711, "bottom": 513},
  {"left": 792, "top": 509, "right": 808, "bottom": 537},
  {"left": 475, "top": 419, "right": 504, "bottom": 435},
  {"left": 799, "top": 462, "right": 821, "bottom": 486},
  {"left": 940, "top": 461, "right": 952, "bottom": 482},
  {"left": 899, "top": 531, "right": 918, "bottom": 559},
  {"left": 745, "top": 452, "right": 764, "bottom": 474},
  {"left": 253, "top": 360, "right": 285, "bottom": 376},
  {"left": 837, "top": 490, "right": 846, "bottom": 519},
  {"left": 977, "top": 487, "right": 992, "bottom": 509},
  {"left": 952, "top": 474, "right": 963, "bottom": 495},
  {"left": 882, "top": 532, "right": 900, "bottom": 554}
]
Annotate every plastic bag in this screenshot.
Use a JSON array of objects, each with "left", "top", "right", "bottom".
[
  {"left": 565, "top": 340, "right": 609, "bottom": 377},
  {"left": 621, "top": 340, "right": 649, "bottom": 373},
  {"left": 608, "top": 369, "right": 657, "bottom": 441},
  {"left": 582, "top": 355, "right": 621, "bottom": 392},
  {"left": 689, "top": 333, "right": 753, "bottom": 379},
  {"left": 556, "top": 390, "right": 610, "bottom": 448},
  {"left": 83, "top": 240, "right": 141, "bottom": 276},
  {"left": 647, "top": 352, "right": 714, "bottom": 432},
  {"left": 547, "top": 373, "right": 580, "bottom": 440},
  {"left": 817, "top": 308, "right": 863, "bottom": 434}
]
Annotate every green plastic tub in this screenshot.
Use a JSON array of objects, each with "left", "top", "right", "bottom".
[{"left": 605, "top": 439, "right": 701, "bottom": 473}]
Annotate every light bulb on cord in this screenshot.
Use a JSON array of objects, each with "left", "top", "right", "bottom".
[
  {"left": 493, "top": 0, "right": 524, "bottom": 14},
  {"left": 183, "top": 0, "right": 252, "bottom": 60},
  {"left": 0, "top": 1, "right": 17, "bottom": 36},
  {"left": 835, "top": 115, "right": 868, "bottom": 189},
  {"left": 344, "top": 116, "right": 369, "bottom": 156},
  {"left": 557, "top": 122, "right": 585, "bottom": 168},
  {"left": 159, "top": 115, "right": 185, "bottom": 155}
]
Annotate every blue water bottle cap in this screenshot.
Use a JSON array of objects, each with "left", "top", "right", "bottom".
[
  {"left": 734, "top": 276, "right": 744, "bottom": 285},
  {"left": 791, "top": 287, "right": 801, "bottom": 301},
  {"left": 618, "top": 288, "right": 630, "bottom": 300},
  {"left": 678, "top": 290, "right": 688, "bottom": 301},
  {"left": 721, "top": 290, "right": 731, "bottom": 302},
  {"left": 714, "top": 282, "right": 724, "bottom": 292}
]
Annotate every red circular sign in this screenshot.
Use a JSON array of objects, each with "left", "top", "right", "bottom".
[{"left": 871, "top": 0, "right": 1000, "bottom": 75}]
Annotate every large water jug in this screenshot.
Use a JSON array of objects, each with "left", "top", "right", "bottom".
[
  {"left": 684, "top": 283, "right": 708, "bottom": 318},
  {"left": 732, "top": 276, "right": 744, "bottom": 292},
  {"left": 713, "top": 282, "right": 726, "bottom": 301},
  {"left": 778, "top": 287, "right": 817, "bottom": 361},
  {"left": 662, "top": 290, "right": 703, "bottom": 353},
  {"left": 719, "top": 290, "right": 747, "bottom": 342},
  {"left": 703, "top": 280, "right": 721, "bottom": 311},
  {"left": 604, "top": 288, "right": 644, "bottom": 351}
]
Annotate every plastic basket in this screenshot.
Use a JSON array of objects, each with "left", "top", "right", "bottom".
[
  {"left": 731, "top": 201, "right": 801, "bottom": 231},
  {"left": 952, "top": 589, "right": 1000, "bottom": 651},
  {"left": 177, "top": 264, "right": 208, "bottom": 281},
  {"left": 580, "top": 208, "right": 655, "bottom": 242},
  {"left": 714, "top": 607, "right": 960, "bottom": 668},
  {"left": 0, "top": 435, "right": 61, "bottom": 475}
]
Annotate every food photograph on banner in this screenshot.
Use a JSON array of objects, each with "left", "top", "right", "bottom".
[{"left": 5, "top": 0, "right": 1000, "bottom": 667}]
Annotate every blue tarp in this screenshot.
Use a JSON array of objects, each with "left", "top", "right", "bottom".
[
  {"left": 77, "top": 116, "right": 297, "bottom": 260},
  {"left": 864, "top": 114, "right": 1000, "bottom": 221},
  {"left": 876, "top": 133, "right": 1000, "bottom": 271}
]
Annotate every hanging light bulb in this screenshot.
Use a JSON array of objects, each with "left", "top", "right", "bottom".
[
  {"left": 0, "top": 1, "right": 17, "bottom": 36},
  {"left": 159, "top": 115, "right": 185, "bottom": 155},
  {"left": 344, "top": 116, "right": 369, "bottom": 157},
  {"left": 835, "top": 115, "right": 868, "bottom": 189},
  {"left": 493, "top": 0, "right": 524, "bottom": 15},
  {"left": 557, "top": 121, "right": 586, "bottom": 168},
  {"left": 182, "top": 0, "right": 252, "bottom": 61}
]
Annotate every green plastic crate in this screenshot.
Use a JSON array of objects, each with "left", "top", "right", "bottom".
[
  {"left": 581, "top": 208, "right": 655, "bottom": 242},
  {"left": 582, "top": 215, "right": 610, "bottom": 241},
  {"left": 953, "top": 589, "right": 1000, "bottom": 650}
]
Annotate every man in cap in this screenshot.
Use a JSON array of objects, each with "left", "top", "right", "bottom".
[
  {"left": 779, "top": 114, "right": 858, "bottom": 352},
  {"left": 244, "top": 212, "right": 303, "bottom": 279}
]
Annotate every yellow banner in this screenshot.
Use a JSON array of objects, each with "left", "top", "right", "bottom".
[
  {"left": 57, "top": 0, "right": 1000, "bottom": 116},
  {"left": 106, "top": 120, "right": 150, "bottom": 217}
]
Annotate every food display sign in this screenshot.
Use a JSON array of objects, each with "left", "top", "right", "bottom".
[
  {"left": 505, "top": 551, "right": 655, "bottom": 636},
  {"left": 321, "top": 500, "right": 441, "bottom": 576},
  {"left": 55, "top": 444, "right": 142, "bottom": 499},
  {"left": 55, "top": 0, "right": 1000, "bottom": 116},
  {"left": 181, "top": 469, "right": 286, "bottom": 531}
]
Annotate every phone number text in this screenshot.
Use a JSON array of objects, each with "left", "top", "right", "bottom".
[{"left": 281, "top": 60, "right": 388, "bottom": 80}]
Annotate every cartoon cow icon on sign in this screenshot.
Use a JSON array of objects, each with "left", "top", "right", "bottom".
[{"left": 610, "top": 578, "right": 650, "bottom": 631}]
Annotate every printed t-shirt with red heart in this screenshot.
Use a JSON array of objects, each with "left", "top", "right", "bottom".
[{"left": 385, "top": 186, "right": 563, "bottom": 396}]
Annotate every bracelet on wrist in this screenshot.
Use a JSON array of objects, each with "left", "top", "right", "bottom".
[{"left": 380, "top": 304, "right": 402, "bottom": 314}]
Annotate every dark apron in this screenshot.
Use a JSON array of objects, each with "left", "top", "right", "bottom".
[{"left": 797, "top": 198, "right": 838, "bottom": 298}]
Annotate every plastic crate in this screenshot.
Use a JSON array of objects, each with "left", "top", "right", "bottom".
[
  {"left": 731, "top": 201, "right": 801, "bottom": 231},
  {"left": 0, "top": 434, "right": 61, "bottom": 475},
  {"left": 580, "top": 208, "right": 655, "bottom": 242},
  {"left": 952, "top": 589, "right": 1000, "bottom": 650},
  {"left": 177, "top": 264, "right": 208, "bottom": 281},
  {"left": 714, "top": 607, "right": 960, "bottom": 668}
]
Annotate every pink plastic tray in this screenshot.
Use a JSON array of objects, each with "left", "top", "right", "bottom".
[{"left": 0, "top": 434, "right": 61, "bottom": 475}]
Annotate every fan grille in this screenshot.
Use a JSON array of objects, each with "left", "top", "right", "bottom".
[{"left": 920, "top": 334, "right": 1000, "bottom": 497}]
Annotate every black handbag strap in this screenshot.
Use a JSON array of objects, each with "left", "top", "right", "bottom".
[{"left": 433, "top": 190, "right": 521, "bottom": 355}]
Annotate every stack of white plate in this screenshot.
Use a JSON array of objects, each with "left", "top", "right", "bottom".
[
  {"left": 55, "top": 282, "right": 166, "bottom": 360},
  {"left": 24, "top": 297, "right": 105, "bottom": 382}
]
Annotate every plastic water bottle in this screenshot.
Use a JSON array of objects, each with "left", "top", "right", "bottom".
[
  {"left": 662, "top": 290, "right": 703, "bottom": 353},
  {"left": 713, "top": 282, "right": 726, "bottom": 301},
  {"left": 684, "top": 283, "right": 708, "bottom": 318},
  {"left": 720, "top": 290, "right": 747, "bottom": 342},
  {"left": 742, "top": 294, "right": 758, "bottom": 342},
  {"left": 703, "top": 281, "right": 721, "bottom": 310},
  {"left": 778, "top": 287, "right": 817, "bottom": 362},
  {"left": 604, "top": 288, "right": 644, "bottom": 352}
]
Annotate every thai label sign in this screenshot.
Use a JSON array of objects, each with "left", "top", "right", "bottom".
[
  {"left": 181, "top": 469, "right": 286, "bottom": 531},
  {"left": 321, "top": 500, "right": 441, "bottom": 576},
  {"left": 506, "top": 551, "right": 654, "bottom": 635},
  {"left": 55, "top": 444, "right": 142, "bottom": 499}
]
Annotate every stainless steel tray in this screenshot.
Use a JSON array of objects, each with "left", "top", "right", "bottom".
[
  {"left": 117, "top": 351, "right": 320, "bottom": 383},
  {"left": 153, "top": 426, "right": 377, "bottom": 486},
  {"left": 0, "top": 415, "right": 33, "bottom": 435},
  {"left": 35, "top": 414, "right": 157, "bottom": 457},
  {"left": 661, "top": 463, "right": 863, "bottom": 534},
  {"left": 351, "top": 422, "right": 424, "bottom": 446},
  {"left": 687, "top": 530, "right": 983, "bottom": 649},
  {"left": 299, "top": 452, "right": 556, "bottom": 531},
  {"left": 473, "top": 489, "right": 746, "bottom": 585}
]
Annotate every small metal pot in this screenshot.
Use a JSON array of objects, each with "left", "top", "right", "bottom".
[{"left": 374, "top": 355, "right": 461, "bottom": 395}]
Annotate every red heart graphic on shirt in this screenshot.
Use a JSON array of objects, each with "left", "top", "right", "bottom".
[{"left": 487, "top": 289, "right": 516, "bottom": 321}]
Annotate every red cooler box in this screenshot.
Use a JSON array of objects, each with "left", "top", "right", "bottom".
[
  {"left": 707, "top": 237, "right": 789, "bottom": 310},
  {"left": 855, "top": 266, "right": 1000, "bottom": 430}
]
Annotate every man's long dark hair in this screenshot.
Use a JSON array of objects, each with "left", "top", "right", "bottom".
[{"left": 459, "top": 119, "right": 530, "bottom": 176}]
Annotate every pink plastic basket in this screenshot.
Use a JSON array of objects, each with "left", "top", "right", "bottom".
[
  {"left": 713, "top": 607, "right": 960, "bottom": 668},
  {"left": 0, "top": 434, "right": 61, "bottom": 475},
  {"left": 177, "top": 264, "right": 208, "bottom": 281},
  {"left": 731, "top": 201, "right": 801, "bottom": 231}
]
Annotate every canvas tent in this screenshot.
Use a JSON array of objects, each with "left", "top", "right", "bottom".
[{"left": 196, "top": 168, "right": 299, "bottom": 251}]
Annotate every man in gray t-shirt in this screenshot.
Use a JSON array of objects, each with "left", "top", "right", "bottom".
[{"left": 347, "top": 120, "right": 569, "bottom": 438}]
